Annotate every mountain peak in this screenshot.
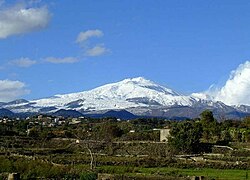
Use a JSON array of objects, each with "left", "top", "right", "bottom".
[
  {"left": 121, "top": 77, "right": 153, "bottom": 84},
  {"left": 2, "top": 77, "right": 250, "bottom": 120},
  {"left": 24, "top": 77, "right": 195, "bottom": 111},
  {"left": 118, "top": 77, "right": 180, "bottom": 96}
]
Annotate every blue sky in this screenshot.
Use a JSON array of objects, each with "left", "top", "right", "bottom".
[{"left": 1, "top": 0, "right": 250, "bottom": 101}]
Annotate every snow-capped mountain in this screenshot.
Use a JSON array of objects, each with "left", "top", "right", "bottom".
[
  {"left": 31, "top": 77, "right": 196, "bottom": 110},
  {"left": 1, "top": 77, "right": 249, "bottom": 119}
]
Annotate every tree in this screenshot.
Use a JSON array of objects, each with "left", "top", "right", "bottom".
[
  {"left": 219, "top": 130, "right": 232, "bottom": 145},
  {"left": 168, "top": 121, "right": 203, "bottom": 154},
  {"left": 200, "top": 110, "right": 218, "bottom": 142},
  {"left": 200, "top": 110, "right": 215, "bottom": 123},
  {"left": 245, "top": 130, "right": 250, "bottom": 142},
  {"left": 99, "top": 123, "right": 123, "bottom": 142},
  {"left": 73, "top": 133, "right": 95, "bottom": 170},
  {"left": 242, "top": 116, "right": 250, "bottom": 128},
  {"left": 28, "top": 127, "right": 39, "bottom": 138}
]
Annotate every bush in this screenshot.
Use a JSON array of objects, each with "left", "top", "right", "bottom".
[{"left": 79, "top": 172, "right": 97, "bottom": 180}]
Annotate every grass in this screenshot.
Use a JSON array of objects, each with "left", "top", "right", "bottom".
[
  {"left": 1, "top": 154, "right": 249, "bottom": 179},
  {"left": 138, "top": 167, "right": 249, "bottom": 180},
  {"left": 1, "top": 138, "right": 250, "bottom": 180},
  {"left": 97, "top": 165, "right": 249, "bottom": 180}
]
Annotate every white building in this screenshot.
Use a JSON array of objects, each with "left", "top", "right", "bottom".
[{"left": 160, "top": 128, "right": 171, "bottom": 142}]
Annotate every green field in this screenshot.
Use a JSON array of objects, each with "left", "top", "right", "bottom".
[
  {"left": 1, "top": 154, "right": 249, "bottom": 179},
  {"left": 138, "top": 167, "right": 249, "bottom": 180},
  {"left": 1, "top": 116, "right": 250, "bottom": 179}
]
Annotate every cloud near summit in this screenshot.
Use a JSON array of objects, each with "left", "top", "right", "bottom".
[
  {"left": 0, "top": 2, "right": 51, "bottom": 39},
  {"left": 214, "top": 61, "right": 250, "bottom": 106}
]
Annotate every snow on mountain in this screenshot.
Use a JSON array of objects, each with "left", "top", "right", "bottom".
[
  {"left": 3, "top": 60, "right": 250, "bottom": 116},
  {"left": 1, "top": 77, "right": 250, "bottom": 119},
  {"left": 191, "top": 92, "right": 212, "bottom": 101},
  {"left": 29, "top": 77, "right": 196, "bottom": 112}
]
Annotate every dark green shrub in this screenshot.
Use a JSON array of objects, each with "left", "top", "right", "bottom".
[{"left": 79, "top": 172, "right": 97, "bottom": 180}]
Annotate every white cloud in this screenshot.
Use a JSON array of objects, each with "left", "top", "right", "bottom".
[
  {"left": 76, "top": 29, "right": 109, "bottom": 57},
  {"left": 0, "top": 79, "right": 30, "bottom": 102},
  {"left": 9, "top": 57, "right": 36, "bottom": 67},
  {"left": 214, "top": 61, "right": 250, "bottom": 105},
  {"left": 76, "top": 29, "right": 103, "bottom": 43},
  {"left": 45, "top": 57, "right": 79, "bottom": 64},
  {"left": 0, "top": 2, "right": 51, "bottom": 39},
  {"left": 85, "top": 44, "right": 109, "bottom": 57}
]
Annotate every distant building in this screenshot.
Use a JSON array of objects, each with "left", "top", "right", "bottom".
[
  {"left": 54, "top": 118, "right": 59, "bottom": 123},
  {"left": 48, "top": 123, "right": 55, "bottom": 127},
  {"left": 69, "top": 118, "right": 81, "bottom": 125},
  {"left": 160, "top": 128, "right": 171, "bottom": 142},
  {"left": 26, "top": 129, "right": 30, "bottom": 136},
  {"left": 38, "top": 115, "right": 43, "bottom": 120}
]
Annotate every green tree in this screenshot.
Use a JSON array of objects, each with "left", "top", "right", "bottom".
[
  {"left": 220, "top": 130, "right": 232, "bottom": 145},
  {"left": 200, "top": 110, "right": 215, "bottom": 123},
  {"left": 243, "top": 116, "right": 250, "bottom": 128},
  {"left": 99, "top": 123, "right": 123, "bottom": 141},
  {"left": 200, "top": 110, "right": 218, "bottom": 142},
  {"left": 28, "top": 127, "right": 39, "bottom": 138},
  {"left": 245, "top": 130, "right": 250, "bottom": 142},
  {"left": 168, "top": 121, "right": 203, "bottom": 154}
]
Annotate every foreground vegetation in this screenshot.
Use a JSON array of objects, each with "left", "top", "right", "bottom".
[
  {"left": 0, "top": 154, "right": 249, "bottom": 179},
  {"left": 0, "top": 110, "right": 250, "bottom": 179}
]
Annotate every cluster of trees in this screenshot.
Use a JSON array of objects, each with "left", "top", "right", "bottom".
[
  {"left": 1, "top": 110, "right": 250, "bottom": 155},
  {"left": 0, "top": 120, "right": 28, "bottom": 136},
  {"left": 168, "top": 110, "right": 250, "bottom": 154},
  {"left": 0, "top": 117, "right": 165, "bottom": 142}
]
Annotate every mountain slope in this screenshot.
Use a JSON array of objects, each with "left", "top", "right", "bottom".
[
  {"left": 52, "top": 109, "right": 84, "bottom": 118},
  {"left": 0, "top": 108, "right": 15, "bottom": 118},
  {"left": 84, "top": 110, "right": 138, "bottom": 120},
  {"left": 30, "top": 77, "right": 196, "bottom": 111},
  {"left": 0, "top": 77, "right": 249, "bottom": 119}
]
